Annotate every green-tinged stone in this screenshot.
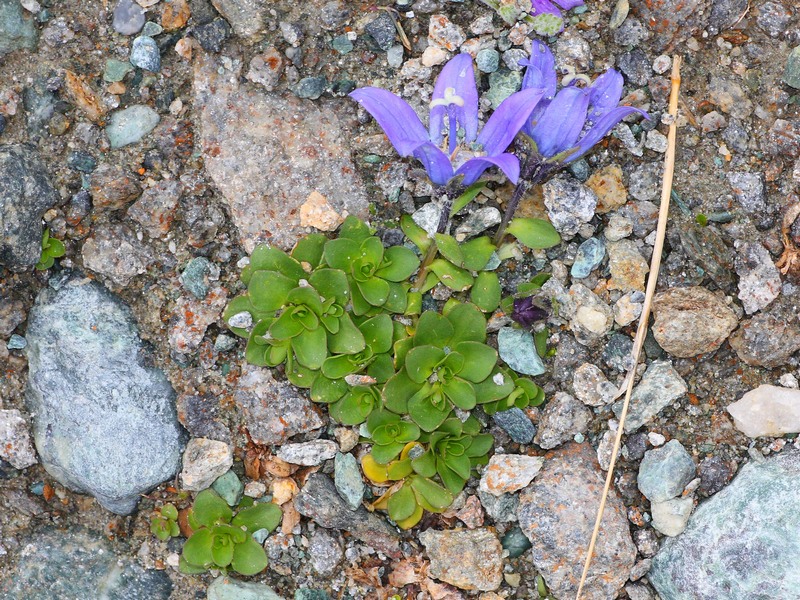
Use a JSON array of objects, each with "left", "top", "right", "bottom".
[
  {"left": 334, "top": 452, "right": 365, "bottom": 510},
  {"left": 295, "top": 590, "right": 330, "bottom": 600},
  {"left": 501, "top": 526, "right": 532, "bottom": 558},
  {"left": 0, "top": 0, "right": 37, "bottom": 57},
  {"left": 104, "top": 59, "right": 134, "bottom": 83},
  {"left": 476, "top": 48, "right": 500, "bottom": 73},
  {"left": 106, "top": 105, "right": 160, "bottom": 149},
  {"left": 179, "top": 256, "right": 214, "bottom": 299},
  {"left": 207, "top": 575, "right": 285, "bottom": 600},
  {"left": 142, "top": 21, "right": 163, "bottom": 36},
  {"left": 212, "top": 470, "right": 244, "bottom": 507},
  {"left": 497, "top": 327, "right": 545, "bottom": 376},
  {"left": 484, "top": 70, "right": 522, "bottom": 110},
  {"left": 331, "top": 35, "right": 353, "bottom": 54},
  {"left": 784, "top": 46, "right": 800, "bottom": 90}
]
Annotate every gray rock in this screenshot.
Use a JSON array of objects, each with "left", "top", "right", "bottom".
[
  {"left": 619, "top": 200, "right": 659, "bottom": 238},
  {"left": 651, "top": 497, "right": 693, "bottom": 537},
  {"left": 179, "top": 257, "right": 218, "bottom": 299},
  {"left": 333, "top": 452, "right": 364, "bottom": 510},
  {"left": 7, "top": 333, "right": 25, "bottom": 349},
  {"left": 0, "top": 409, "right": 37, "bottom": 469},
  {"left": 210, "top": 0, "right": 268, "bottom": 37},
  {"left": 234, "top": 364, "right": 325, "bottom": 445},
  {"left": 727, "top": 171, "right": 765, "bottom": 214},
  {"left": 141, "top": 21, "right": 163, "bottom": 37},
  {"left": 628, "top": 163, "right": 662, "bottom": 202},
  {"left": 0, "top": 144, "right": 60, "bottom": 271},
  {"left": 194, "top": 53, "right": 368, "bottom": 252},
  {"left": 534, "top": 392, "right": 591, "bottom": 449},
  {"left": 207, "top": 575, "right": 284, "bottom": 600},
  {"left": 129, "top": 35, "right": 160, "bottom": 72},
  {"left": 785, "top": 46, "right": 800, "bottom": 89},
  {"left": 698, "top": 455, "right": 735, "bottom": 496},
  {"left": 24, "top": 277, "right": 183, "bottom": 514},
  {"left": 613, "top": 18, "right": 649, "bottom": 46},
  {"left": 294, "top": 473, "right": 401, "bottom": 557},
  {"left": 193, "top": 18, "right": 231, "bottom": 53},
  {"left": 568, "top": 283, "right": 614, "bottom": 346},
  {"left": 277, "top": 440, "right": 338, "bottom": 466},
  {"left": 386, "top": 44, "right": 404, "bottom": 68},
  {"left": 294, "top": 76, "right": 327, "bottom": 100},
  {"left": 617, "top": 48, "right": 651, "bottom": 86},
  {"left": 708, "top": 0, "right": 748, "bottom": 34},
  {"left": 518, "top": 443, "right": 636, "bottom": 600},
  {"left": 476, "top": 48, "right": 500, "bottom": 73},
  {"left": 650, "top": 449, "right": 800, "bottom": 599},
  {"left": 613, "top": 360, "right": 687, "bottom": 432},
  {"left": 308, "top": 529, "right": 342, "bottom": 575},
  {"left": 0, "top": 527, "right": 171, "bottom": 599},
  {"left": 602, "top": 332, "right": 635, "bottom": 372},
  {"left": 500, "top": 526, "right": 532, "bottom": 558},
  {"left": 637, "top": 440, "right": 696, "bottom": 502},
  {"left": 177, "top": 393, "right": 231, "bottom": 442},
  {"left": 497, "top": 327, "right": 546, "bottom": 376},
  {"left": 492, "top": 408, "right": 536, "bottom": 444},
  {"left": 485, "top": 69, "right": 522, "bottom": 109},
  {"left": 181, "top": 438, "right": 233, "bottom": 491},
  {"left": 365, "top": 11, "right": 396, "bottom": 50},
  {"left": 543, "top": 175, "right": 598, "bottom": 237},
  {"left": 82, "top": 223, "right": 153, "bottom": 287},
  {"left": 0, "top": 0, "right": 36, "bottom": 56},
  {"left": 106, "top": 105, "right": 160, "bottom": 149},
  {"left": 112, "top": 0, "right": 145, "bottom": 35},
  {"left": 128, "top": 179, "right": 182, "bottom": 238},
  {"left": 756, "top": 1, "right": 791, "bottom": 37},
  {"left": 454, "top": 207, "right": 501, "bottom": 241},
  {"left": 729, "top": 295, "right": 800, "bottom": 368},
  {"left": 571, "top": 237, "right": 605, "bottom": 279},
  {"left": 478, "top": 488, "right": 518, "bottom": 523},
  {"left": 572, "top": 363, "right": 616, "bottom": 407},
  {"left": 420, "top": 528, "right": 504, "bottom": 591},
  {"left": 709, "top": 76, "right": 753, "bottom": 120},
  {"left": 734, "top": 241, "right": 781, "bottom": 314},
  {"left": 765, "top": 119, "right": 800, "bottom": 159},
  {"left": 727, "top": 384, "right": 800, "bottom": 438}
]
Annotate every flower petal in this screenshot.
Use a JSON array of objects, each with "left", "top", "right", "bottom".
[
  {"left": 570, "top": 106, "right": 650, "bottom": 162},
  {"left": 476, "top": 87, "right": 545, "bottom": 156},
  {"left": 412, "top": 141, "right": 455, "bottom": 185},
  {"left": 530, "top": 86, "right": 590, "bottom": 157},
  {"left": 529, "top": 0, "right": 561, "bottom": 17},
  {"left": 429, "top": 54, "right": 479, "bottom": 150},
  {"left": 587, "top": 69, "right": 624, "bottom": 123},
  {"left": 553, "top": 0, "right": 585, "bottom": 8},
  {"left": 349, "top": 87, "right": 428, "bottom": 156},
  {"left": 455, "top": 153, "right": 520, "bottom": 186},
  {"left": 520, "top": 39, "right": 557, "bottom": 99}
]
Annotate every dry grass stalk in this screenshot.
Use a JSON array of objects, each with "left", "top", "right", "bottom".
[{"left": 574, "top": 54, "right": 683, "bottom": 600}]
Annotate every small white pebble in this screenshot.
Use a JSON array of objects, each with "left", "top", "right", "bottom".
[
  {"left": 779, "top": 373, "right": 799, "bottom": 389},
  {"left": 244, "top": 481, "right": 267, "bottom": 498},
  {"left": 166, "top": 553, "right": 180, "bottom": 568},
  {"left": 648, "top": 432, "right": 666, "bottom": 446},
  {"left": 652, "top": 55, "right": 671, "bottom": 74}
]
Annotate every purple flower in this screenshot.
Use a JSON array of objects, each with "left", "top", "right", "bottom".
[
  {"left": 529, "top": 0, "right": 585, "bottom": 35},
  {"left": 511, "top": 296, "right": 548, "bottom": 329},
  {"left": 349, "top": 54, "right": 546, "bottom": 187},
  {"left": 519, "top": 40, "right": 649, "bottom": 167}
]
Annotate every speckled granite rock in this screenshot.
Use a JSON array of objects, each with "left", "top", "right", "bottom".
[
  {"left": 24, "top": 276, "right": 183, "bottom": 514},
  {"left": 419, "top": 528, "right": 503, "bottom": 591},
  {"left": 193, "top": 53, "right": 368, "bottom": 252},
  {"left": 517, "top": 443, "right": 636, "bottom": 600},
  {"left": 650, "top": 449, "right": 800, "bottom": 599}
]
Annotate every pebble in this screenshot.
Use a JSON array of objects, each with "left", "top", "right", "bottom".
[
  {"left": 244, "top": 481, "right": 267, "bottom": 498},
  {"left": 112, "top": 0, "right": 144, "bottom": 35},
  {"left": 179, "top": 256, "right": 217, "bottom": 299},
  {"left": 212, "top": 470, "right": 244, "bottom": 507},
  {"left": 294, "top": 76, "right": 327, "bottom": 100},
  {"left": 479, "top": 454, "right": 544, "bottom": 496},
  {"left": 500, "top": 526, "right": 532, "bottom": 559},
  {"left": 602, "top": 332, "right": 635, "bottom": 372},
  {"left": 161, "top": 0, "right": 190, "bottom": 31},
  {"left": 729, "top": 295, "right": 800, "bottom": 368},
  {"left": 613, "top": 360, "right": 687, "bottom": 432},
  {"left": 727, "top": 171, "right": 765, "bottom": 214},
  {"left": 193, "top": 18, "right": 231, "bottom": 53},
  {"left": 1, "top": 528, "right": 172, "bottom": 598},
  {"left": 568, "top": 283, "right": 614, "bottom": 346},
  {"left": 701, "top": 110, "right": 726, "bottom": 133},
  {"left": 181, "top": 438, "right": 233, "bottom": 491},
  {"left": 628, "top": 163, "right": 661, "bottom": 202},
  {"left": 386, "top": 44, "right": 404, "bottom": 68},
  {"left": 294, "top": 473, "right": 400, "bottom": 557},
  {"left": 6, "top": 333, "right": 26, "bottom": 349},
  {"left": 492, "top": 408, "right": 536, "bottom": 444},
  {"left": 586, "top": 165, "right": 627, "bottom": 214},
  {"left": 708, "top": 76, "right": 753, "bottom": 119},
  {"left": 331, "top": 35, "right": 352, "bottom": 55},
  {"left": 234, "top": 364, "right": 324, "bottom": 445},
  {"left": 626, "top": 583, "right": 654, "bottom": 600},
  {"left": 428, "top": 13, "right": 465, "bottom": 51},
  {"left": 66, "top": 150, "right": 96, "bottom": 173},
  {"left": 784, "top": 46, "right": 800, "bottom": 89},
  {"left": 502, "top": 48, "right": 528, "bottom": 71},
  {"left": 756, "top": 1, "right": 791, "bottom": 37},
  {"left": 619, "top": 200, "right": 659, "bottom": 238},
  {"left": 572, "top": 363, "right": 616, "bottom": 407},
  {"left": 651, "top": 287, "right": 739, "bottom": 357},
  {"left": 103, "top": 59, "right": 133, "bottom": 82},
  {"left": 652, "top": 54, "right": 671, "bottom": 74},
  {"left": 277, "top": 440, "right": 339, "bottom": 466},
  {"left": 246, "top": 48, "right": 284, "bottom": 91},
  {"left": 614, "top": 292, "right": 643, "bottom": 326},
  {"left": 570, "top": 237, "right": 605, "bottom": 279},
  {"left": 604, "top": 213, "right": 633, "bottom": 241},
  {"left": 25, "top": 277, "right": 182, "bottom": 514},
  {"left": 734, "top": 241, "right": 781, "bottom": 315},
  {"left": 617, "top": 48, "right": 651, "bottom": 86},
  {"left": 648, "top": 432, "right": 666, "bottom": 446},
  {"left": 129, "top": 35, "right": 160, "bottom": 72},
  {"left": 637, "top": 440, "right": 696, "bottom": 502},
  {"left": 606, "top": 239, "right": 648, "bottom": 292},
  {"left": 211, "top": 0, "right": 267, "bottom": 37},
  {"left": 365, "top": 11, "right": 396, "bottom": 50},
  {"left": 517, "top": 443, "right": 635, "bottom": 599},
  {"left": 613, "top": 18, "right": 648, "bottom": 46},
  {"left": 128, "top": 179, "right": 182, "bottom": 238},
  {"left": 0, "top": 144, "right": 59, "bottom": 271},
  {"left": 542, "top": 175, "right": 598, "bottom": 237},
  {"left": 727, "top": 384, "right": 800, "bottom": 438},
  {"left": 555, "top": 29, "right": 592, "bottom": 72},
  {"left": 333, "top": 452, "right": 364, "bottom": 510},
  {"left": 420, "top": 529, "right": 503, "bottom": 591},
  {"left": 476, "top": 48, "right": 499, "bottom": 73},
  {"left": 82, "top": 224, "right": 153, "bottom": 287},
  {"left": 497, "top": 327, "right": 546, "bottom": 376},
  {"left": 485, "top": 69, "right": 521, "bottom": 109},
  {"left": 534, "top": 393, "right": 591, "bottom": 450},
  {"left": 650, "top": 449, "right": 800, "bottom": 598},
  {"left": 454, "top": 207, "right": 501, "bottom": 241},
  {"left": 644, "top": 130, "right": 668, "bottom": 153},
  {"left": 207, "top": 576, "right": 283, "bottom": 600},
  {"left": 698, "top": 456, "right": 735, "bottom": 496},
  {"left": 478, "top": 489, "right": 518, "bottom": 523},
  {"left": 106, "top": 104, "right": 160, "bottom": 149},
  {"left": 651, "top": 497, "right": 693, "bottom": 536},
  {"left": 421, "top": 45, "right": 448, "bottom": 67},
  {"left": 765, "top": 119, "right": 800, "bottom": 159},
  {"left": 596, "top": 427, "right": 618, "bottom": 470},
  {"left": 0, "top": 409, "right": 37, "bottom": 469},
  {"left": 141, "top": 21, "right": 162, "bottom": 36},
  {"left": 308, "top": 529, "right": 342, "bottom": 575}
]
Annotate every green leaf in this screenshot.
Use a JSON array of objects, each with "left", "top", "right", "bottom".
[
  {"left": 506, "top": 218, "right": 561, "bottom": 250},
  {"left": 434, "top": 234, "right": 464, "bottom": 267},
  {"left": 161, "top": 503, "right": 178, "bottom": 520},
  {"left": 230, "top": 536, "right": 269, "bottom": 576},
  {"left": 400, "top": 214, "right": 432, "bottom": 252},
  {"left": 331, "top": 387, "right": 379, "bottom": 425},
  {"left": 371, "top": 441, "right": 407, "bottom": 464},
  {"left": 438, "top": 462, "right": 468, "bottom": 495},
  {"left": 534, "top": 328, "right": 548, "bottom": 358},
  {"left": 249, "top": 245, "right": 305, "bottom": 280},
  {"left": 387, "top": 457, "right": 414, "bottom": 480},
  {"left": 327, "top": 313, "right": 366, "bottom": 355},
  {"left": 382, "top": 371, "right": 422, "bottom": 414},
  {"left": 405, "top": 346, "right": 446, "bottom": 384},
  {"left": 388, "top": 484, "right": 417, "bottom": 522},
  {"left": 310, "top": 375, "right": 348, "bottom": 404},
  {"left": 309, "top": 269, "right": 350, "bottom": 305},
  {"left": 470, "top": 271, "right": 501, "bottom": 312},
  {"left": 291, "top": 327, "right": 328, "bottom": 369},
  {"left": 323, "top": 238, "right": 361, "bottom": 270},
  {"left": 211, "top": 537, "right": 235, "bottom": 567},
  {"left": 360, "top": 314, "right": 394, "bottom": 354},
  {"left": 248, "top": 270, "right": 296, "bottom": 312},
  {"left": 454, "top": 341, "right": 497, "bottom": 383},
  {"left": 411, "top": 449, "right": 437, "bottom": 478},
  {"left": 429, "top": 259, "right": 473, "bottom": 291},
  {"left": 179, "top": 554, "right": 210, "bottom": 574},
  {"left": 349, "top": 280, "right": 372, "bottom": 316},
  {"left": 47, "top": 237, "right": 66, "bottom": 258},
  {"left": 232, "top": 502, "right": 282, "bottom": 533},
  {"left": 450, "top": 181, "right": 486, "bottom": 216},
  {"left": 408, "top": 393, "right": 451, "bottom": 432},
  {"left": 291, "top": 233, "right": 326, "bottom": 268},
  {"left": 359, "top": 236, "right": 385, "bottom": 266},
  {"left": 382, "top": 281, "right": 408, "bottom": 313},
  {"left": 518, "top": 273, "right": 551, "bottom": 295},
  {"left": 192, "top": 489, "right": 232, "bottom": 527},
  {"left": 460, "top": 237, "right": 496, "bottom": 271},
  {"left": 410, "top": 476, "right": 453, "bottom": 511},
  {"left": 466, "top": 433, "right": 494, "bottom": 458},
  {"left": 442, "top": 377, "right": 477, "bottom": 410},
  {"left": 269, "top": 310, "right": 305, "bottom": 340},
  {"left": 321, "top": 354, "right": 359, "bottom": 380},
  {"left": 405, "top": 291, "right": 422, "bottom": 315},
  {"left": 376, "top": 246, "right": 420, "bottom": 282},
  {"left": 446, "top": 303, "right": 487, "bottom": 344},
  {"left": 286, "top": 286, "right": 324, "bottom": 315},
  {"left": 357, "top": 277, "right": 390, "bottom": 306},
  {"left": 338, "top": 215, "right": 372, "bottom": 242},
  {"left": 182, "top": 528, "right": 214, "bottom": 568},
  {"left": 413, "top": 311, "right": 454, "bottom": 348},
  {"left": 367, "top": 353, "right": 394, "bottom": 383},
  {"left": 473, "top": 371, "right": 515, "bottom": 403},
  {"left": 393, "top": 336, "right": 414, "bottom": 370}
]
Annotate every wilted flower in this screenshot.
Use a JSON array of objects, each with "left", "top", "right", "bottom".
[
  {"left": 511, "top": 296, "right": 548, "bottom": 329},
  {"left": 349, "top": 54, "right": 545, "bottom": 187},
  {"left": 529, "top": 0, "right": 585, "bottom": 36}
]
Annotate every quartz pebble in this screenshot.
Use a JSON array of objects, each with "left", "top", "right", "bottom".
[
  {"left": 543, "top": 176, "right": 598, "bottom": 237},
  {"left": 0, "top": 409, "right": 37, "bottom": 469},
  {"left": 106, "top": 105, "right": 160, "bottom": 149},
  {"left": 727, "top": 384, "right": 800, "bottom": 438},
  {"left": 277, "top": 440, "right": 338, "bottom": 466},
  {"left": 112, "top": 0, "right": 145, "bottom": 35},
  {"left": 651, "top": 497, "right": 693, "bottom": 537},
  {"left": 181, "top": 438, "right": 233, "bottom": 491},
  {"left": 734, "top": 241, "right": 781, "bottom": 314},
  {"left": 479, "top": 454, "right": 544, "bottom": 496}
]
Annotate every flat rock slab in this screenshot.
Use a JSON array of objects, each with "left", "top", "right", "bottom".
[
  {"left": 24, "top": 276, "right": 183, "bottom": 514},
  {"left": 517, "top": 442, "right": 636, "bottom": 600},
  {"left": 194, "top": 54, "right": 368, "bottom": 252},
  {"left": 650, "top": 449, "right": 800, "bottom": 599},
  {"left": 0, "top": 527, "right": 172, "bottom": 599},
  {"left": 419, "top": 528, "right": 504, "bottom": 591},
  {"left": 294, "top": 473, "right": 400, "bottom": 558}
]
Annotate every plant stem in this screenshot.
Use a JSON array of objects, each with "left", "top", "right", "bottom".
[
  {"left": 412, "top": 186, "right": 461, "bottom": 292},
  {"left": 493, "top": 179, "right": 530, "bottom": 245}
]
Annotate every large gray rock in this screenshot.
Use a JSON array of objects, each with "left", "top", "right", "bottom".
[
  {"left": 517, "top": 442, "right": 636, "bottom": 600},
  {"left": 650, "top": 449, "right": 800, "bottom": 599},
  {"left": 0, "top": 527, "right": 172, "bottom": 599},
  {"left": 0, "top": 144, "right": 60, "bottom": 271},
  {"left": 194, "top": 53, "right": 368, "bottom": 252},
  {"left": 24, "top": 276, "right": 183, "bottom": 514}
]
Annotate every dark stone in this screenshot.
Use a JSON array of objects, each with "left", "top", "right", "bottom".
[
  {"left": 602, "top": 333, "right": 635, "bottom": 372},
  {"left": 0, "top": 114, "right": 6, "bottom": 136},
  {"left": 22, "top": 79, "right": 56, "bottom": 138},
  {"left": 625, "top": 432, "right": 648, "bottom": 461},
  {"left": 365, "top": 11, "right": 396, "bottom": 51},
  {"left": 193, "top": 17, "right": 231, "bottom": 53},
  {"left": 698, "top": 455, "right": 736, "bottom": 497},
  {"left": 493, "top": 408, "right": 536, "bottom": 444},
  {"left": 176, "top": 393, "right": 230, "bottom": 442},
  {"left": 708, "top": 0, "right": 748, "bottom": 35},
  {"left": 0, "top": 144, "right": 60, "bottom": 271},
  {"left": 617, "top": 48, "right": 651, "bottom": 86},
  {"left": 501, "top": 526, "right": 532, "bottom": 558},
  {"left": 66, "top": 150, "right": 96, "bottom": 173},
  {"left": 190, "top": 0, "right": 219, "bottom": 25},
  {"left": 294, "top": 76, "right": 327, "bottom": 100},
  {"left": 729, "top": 295, "right": 800, "bottom": 368},
  {"left": 294, "top": 474, "right": 401, "bottom": 558}
]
